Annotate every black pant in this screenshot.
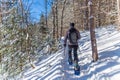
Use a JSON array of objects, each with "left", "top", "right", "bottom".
[{"left": 68, "top": 45, "right": 78, "bottom": 62}]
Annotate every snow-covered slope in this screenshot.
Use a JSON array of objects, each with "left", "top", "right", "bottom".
[{"left": 23, "top": 26, "right": 120, "bottom": 80}]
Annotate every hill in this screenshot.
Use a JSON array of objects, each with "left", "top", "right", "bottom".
[{"left": 24, "top": 25, "right": 120, "bottom": 80}]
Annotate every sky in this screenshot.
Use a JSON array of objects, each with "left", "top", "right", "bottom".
[
  {"left": 30, "top": 0, "right": 45, "bottom": 22},
  {"left": 29, "top": 0, "right": 52, "bottom": 22}
]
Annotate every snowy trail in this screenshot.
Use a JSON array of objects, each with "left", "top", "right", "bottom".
[{"left": 24, "top": 26, "right": 120, "bottom": 80}]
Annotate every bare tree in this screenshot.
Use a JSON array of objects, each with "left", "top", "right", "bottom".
[
  {"left": 85, "top": 0, "right": 89, "bottom": 30},
  {"left": 97, "top": 0, "right": 101, "bottom": 27},
  {"left": 52, "top": 5, "right": 56, "bottom": 39},
  {"left": 0, "top": 4, "right": 2, "bottom": 64},
  {"left": 55, "top": 1, "right": 59, "bottom": 40},
  {"left": 0, "top": 3, "right": 2, "bottom": 23},
  {"left": 51, "top": 0, "right": 59, "bottom": 40},
  {"left": 45, "top": 0, "right": 48, "bottom": 28},
  {"left": 88, "top": 0, "right": 98, "bottom": 62},
  {"left": 60, "top": 0, "right": 67, "bottom": 38},
  {"left": 117, "top": 0, "right": 120, "bottom": 30}
]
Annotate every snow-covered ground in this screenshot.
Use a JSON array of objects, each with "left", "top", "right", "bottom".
[{"left": 23, "top": 26, "right": 120, "bottom": 80}]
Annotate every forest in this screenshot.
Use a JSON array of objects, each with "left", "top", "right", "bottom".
[{"left": 0, "top": 0, "right": 120, "bottom": 79}]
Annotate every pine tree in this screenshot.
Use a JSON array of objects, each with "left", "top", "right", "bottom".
[{"left": 39, "top": 14, "right": 48, "bottom": 39}]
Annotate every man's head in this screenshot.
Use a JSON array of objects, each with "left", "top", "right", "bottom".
[{"left": 70, "top": 23, "right": 75, "bottom": 28}]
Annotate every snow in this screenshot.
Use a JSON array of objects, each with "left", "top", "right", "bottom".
[{"left": 23, "top": 25, "right": 120, "bottom": 80}]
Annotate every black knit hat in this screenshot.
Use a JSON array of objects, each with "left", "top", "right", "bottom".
[{"left": 70, "top": 23, "right": 74, "bottom": 27}]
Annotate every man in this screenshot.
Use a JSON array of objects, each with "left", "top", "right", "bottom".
[{"left": 64, "top": 23, "right": 81, "bottom": 69}]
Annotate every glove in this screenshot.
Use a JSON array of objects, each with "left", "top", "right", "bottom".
[{"left": 64, "top": 44, "right": 66, "bottom": 47}]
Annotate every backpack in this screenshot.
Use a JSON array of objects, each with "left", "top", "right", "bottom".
[{"left": 68, "top": 28, "right": 78, "bottom": 44}]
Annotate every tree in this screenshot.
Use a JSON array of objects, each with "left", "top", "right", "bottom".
[
  {"left": 117, "top": 0, "right": 120, "bottom": 30},
  {"left": 52, "top": 5, "right": 56, "bottom": 39},
  {"left": 97, "top": 0, "right": 101, "bottom": 27},
  {"left": 55, "top": 0, "right": 59, "bottom": 40},
  {"left": 88, "top": 0, "right": 98, "bottom": 62},
  {"left": 39, "top": 14, "right": 47, "bottom": 38},
  {"left": 73, "top": 0, "right": 82, "bottom": 30},
  {"left": 85, "top": 0, "right": 89, "bottom": 30},
  {"left": 0, "top": 0, "right": 37, "bottom": 79},
  {"left": 45, "top": 0, "right": 48, "bottom": 28},
  {"left": 60, "top": 0, "right": 67, "bottom": 37}
]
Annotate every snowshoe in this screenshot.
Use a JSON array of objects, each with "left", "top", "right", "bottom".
[{"left": 74, "top": 61, "right": 80, "bottom": 75}]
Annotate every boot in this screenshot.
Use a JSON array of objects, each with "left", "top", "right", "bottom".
[{"left": 68, "top": 58, "right": 73, "bottom": 65}]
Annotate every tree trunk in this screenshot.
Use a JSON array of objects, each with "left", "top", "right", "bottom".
[
  {"left": 0, "top": 4, "right": 2, "bottom": 23},
  {"left": 98, "top": 0, "right": 101, "bottom": 27},
  {"left": 0, "top": 16, "right": 2, "bottom": 61},
  {"left": 45, "top": 0, "right": 48, "bottom": 28},
  {"left": 117, "top": 0, "right": 120, "bottom": 30},
  {"left": 52, "top": 6, "right": 56, "bottom": 39},
  {"left": 73, "top": 0, "right": 81, "bottom": 30},
  {"left": 60, "top": 0, "right": 67, "bottom": 38},
  {"left": 55, "top": 2, "right": 59, "bottom": 40},
  {"left": 88, "top": 0, "right": 98, "bottom": 62},
  {"left": 85, "top": 0, "right": 89, "bottom": 30}
]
